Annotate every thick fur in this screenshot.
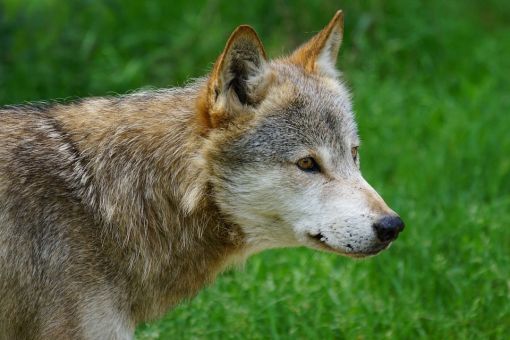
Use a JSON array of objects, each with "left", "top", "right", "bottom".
[{"left": 0, "top": 11, "right": 401, "bottom": 339}]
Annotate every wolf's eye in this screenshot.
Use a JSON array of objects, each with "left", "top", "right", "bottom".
[
  {"left": 351, "top": 146, "right": 359, "bottom": 162},
  {"left": 297, "top": 157, "right": 320, "bottom": 172}
]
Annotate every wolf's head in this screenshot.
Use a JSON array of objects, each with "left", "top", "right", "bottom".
[{"left": 197, "top": 11, "right": 404, "bottom": 258}]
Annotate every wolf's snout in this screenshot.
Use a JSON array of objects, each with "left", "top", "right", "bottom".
[{"left": 373, "top": 215, "right": 405, "bottom": 242}]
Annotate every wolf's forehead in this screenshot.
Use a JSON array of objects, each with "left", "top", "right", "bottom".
[
  {"left": 273, "top": 97, "right": 356, "bottom": 147},
  {"left": 266, "top": 71, "right": 358, "bottom": 143},
  {"left": 236, "top": 83, "right": 357, "bottom": 162},
  {"left": 269, "top": 65, "right": 355, "bottom": 124}
]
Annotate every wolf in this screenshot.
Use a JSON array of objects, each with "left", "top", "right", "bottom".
[{"left": 0, "top": 11, "right": 404, "bottom": 339}]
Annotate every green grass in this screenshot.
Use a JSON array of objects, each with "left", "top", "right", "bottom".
[{"left": 2, "top": 0, "right": 510, "bottom": 338}]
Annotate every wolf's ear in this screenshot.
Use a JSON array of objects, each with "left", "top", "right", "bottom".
[
  {"left": 289, "top": 10, "right": 344, "bottom": 78},
  {"left": 198, "top": 25, "right": 270, "bottom": 131}
]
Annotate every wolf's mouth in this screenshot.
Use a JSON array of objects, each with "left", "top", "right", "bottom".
[
  {"left": 310, "top": 232, "right": 325, "bottom": 243},
  {"left": 307, "top": 232, "right": 339, "bottom": 253},
  {"left": 306, "top": 232, "right": 388, "bottom": 257}
]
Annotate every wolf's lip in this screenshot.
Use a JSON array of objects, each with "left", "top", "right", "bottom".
[
  {"left": 306, "top": 232, "right": 347, "bottom": 254},
  {"left": 306, "top": 232, "right": 389, "bottom": 257}
]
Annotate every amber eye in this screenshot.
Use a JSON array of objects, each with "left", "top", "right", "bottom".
[
  {"left": 297, "top": 157, "right": 320, "bottom": 172},
  {"left": 351, "top": 146, "right": 359, "bottom": 162}
]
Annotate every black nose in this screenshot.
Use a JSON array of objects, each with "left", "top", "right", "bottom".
[{"left": 373, "top": 215, "right": 405, "bottom": 242}]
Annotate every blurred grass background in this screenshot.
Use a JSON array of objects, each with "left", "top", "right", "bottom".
[{"left": 1, "top": 0, "right": 510, "bottom": 338}]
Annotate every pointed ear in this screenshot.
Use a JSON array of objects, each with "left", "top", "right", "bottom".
[
  {"left": 289, "top": 10, "right": 344, "bottom": 78},
  {"left": 198, "top": 25, "right": 271, "bottom": 131}
]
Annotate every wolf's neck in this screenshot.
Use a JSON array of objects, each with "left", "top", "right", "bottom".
[
  {"left": 53, "top": 80, "right": 246, "bottom": 320},
  {"left": 54, "top": 80, "right": 208, "bottom": 223}
]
